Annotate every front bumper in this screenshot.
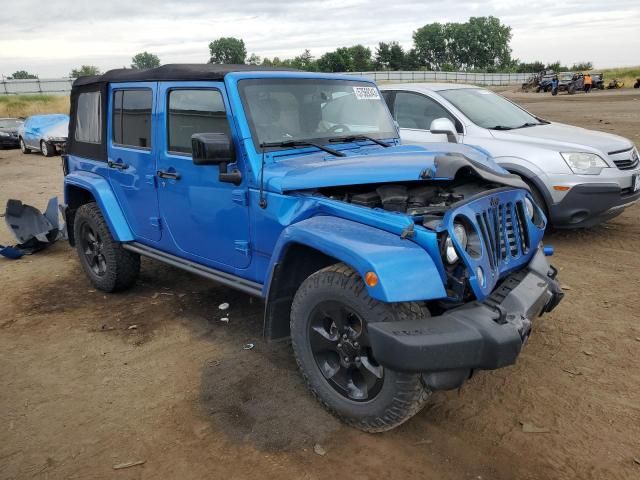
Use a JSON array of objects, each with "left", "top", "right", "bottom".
[
  {"left": 549, "top": 182, "right": 640, "bottom": 228},
  {"left": 367, "top": 249, "right": 563, "bottom": 387},
  {"left": 0, "top": 136, "right": 19, "bottom": 147}
]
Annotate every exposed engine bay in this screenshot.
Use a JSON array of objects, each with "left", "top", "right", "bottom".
[{"left": 313, "top": 178, "right": 506, "bottom": 226}]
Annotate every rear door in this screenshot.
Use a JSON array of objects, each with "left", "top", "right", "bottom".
[
  {"left": 107, "top": 82, "right": 161, "bottom": 242},
  {"left": 155, "top": 82, "right": 251, "bottom": 269}
]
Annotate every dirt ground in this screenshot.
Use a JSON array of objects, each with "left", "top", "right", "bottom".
[{"left": 1, "top": 89, "right": 639, "bottom": 480}]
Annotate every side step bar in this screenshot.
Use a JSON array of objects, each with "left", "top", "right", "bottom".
[{"left": 123, "top": 242, "right": 263, "bottom": 297}]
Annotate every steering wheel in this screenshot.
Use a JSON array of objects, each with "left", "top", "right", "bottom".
[{"left": 327, "top": 124, "right": 351, "bottom": 134}]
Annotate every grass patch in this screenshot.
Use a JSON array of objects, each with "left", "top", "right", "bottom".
[
  {"left": 598, "top": 66, "right": 640, "bottom": 88},
  {"left": 0, "top": 94, "right": 69, "bottom": 118}
]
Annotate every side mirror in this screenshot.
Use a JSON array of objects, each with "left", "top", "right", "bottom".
[
  {"left": 429, "top": 118, "right": 458, "bottom": 143},
  {"left": 191, "top": 132, "right": 242, "bottom": 185}
]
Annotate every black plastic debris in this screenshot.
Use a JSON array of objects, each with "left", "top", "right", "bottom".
[{"left": 1, "top": 197, "right": 66, "bottom": 260}]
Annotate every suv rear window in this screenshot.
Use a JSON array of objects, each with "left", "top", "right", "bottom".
[
  {"left": 113, "top": 89, "right": 152, "bottom": 148},
  {"left": 75, "top": 91, "right": 102, "bottom": 143}
]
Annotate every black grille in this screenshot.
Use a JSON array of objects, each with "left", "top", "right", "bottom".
[
  {"left": 613, "top": 157, "right": 639, "bottom": 170},
  {"left": 475, "top": 201, "right": 529, "bottom": 270}
]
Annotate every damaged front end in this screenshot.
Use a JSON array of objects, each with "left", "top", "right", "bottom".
[{"left": 293, "top": 153, "right": 563, "bottom": 388}]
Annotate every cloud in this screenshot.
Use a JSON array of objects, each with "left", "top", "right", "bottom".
[{"left": 0, "top": 0, "right": 638, "bottom": 77}]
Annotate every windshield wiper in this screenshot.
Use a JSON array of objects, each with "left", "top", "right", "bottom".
[
  {"left": 514, "top": 122, "right": 545, "bottom": 129},
  {"left": 488, "top": 125, "right": 514, "bottom": 130},
  {"left": 328, "top": 135, "right": 390, "bottom": 147},
  {"left": 260, "top": 140, "right": 345, "bottom": 157}
]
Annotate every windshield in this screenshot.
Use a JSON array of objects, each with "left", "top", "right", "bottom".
[
  {"left": 439, "top": 88, "right": 541, "bottom": 130},
  {"left": 238, "top": 78, "right": 397, "bottom": 149},
  {"left": 0, "top": 119, "right": 22, "bottom": 129}
]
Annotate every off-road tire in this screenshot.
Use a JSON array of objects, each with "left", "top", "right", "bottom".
[
  {"left": 290, "top": 263, "right": 431, "bottom": 432},
  {"left": 19, "top": 137, "right": 31, "bottom": 154},
  {"left": 568, "top": 84, "right": 576, "bottom": 95},
  {"left": 74, "top": 202, "right": 140, "bottom": 292},
  {"left": 41, "top": 140, "right": 54, "bottom": 157}
]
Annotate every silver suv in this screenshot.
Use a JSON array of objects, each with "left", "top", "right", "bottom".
[{"left": 381, "top": 83, "right": 640, "bottom": 228}]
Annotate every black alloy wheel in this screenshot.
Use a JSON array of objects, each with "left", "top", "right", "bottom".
[
  {"left": 308, "top": 300, "right": 384, "bottom": 401},
  {"left": 79, "top": 222, "right": 108, "bottom": 277}
]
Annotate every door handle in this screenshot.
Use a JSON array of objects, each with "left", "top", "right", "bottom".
[
  {"left": 108, "top": 159, "right": 129, "bottom": 170},
  {"left": 157, "top": 170, "right": 181, "bottom": 180}
]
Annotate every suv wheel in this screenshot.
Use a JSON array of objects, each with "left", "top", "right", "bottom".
[
  {"left": 19, "top": 138, "right": 31, "bottom": 154},
  {"left": 40, "top": 140, "right": 54, "bottom": 157},
  {"left": 290, "top": 263, "right": 431, "bottom": 432},
  {"left": 74, "top": 202, "right": 140, "bottom": 292}
]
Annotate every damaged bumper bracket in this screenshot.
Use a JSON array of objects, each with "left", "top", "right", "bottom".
[{"left": 366, "top": 249, "right": 563, "bottom": 388}]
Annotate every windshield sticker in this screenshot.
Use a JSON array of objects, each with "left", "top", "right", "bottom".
[{"left": 353, "top": 86, "right": 381, "bottom": 100}]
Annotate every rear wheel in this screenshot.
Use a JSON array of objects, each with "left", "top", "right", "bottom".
[
  {"left": 40, "top": 140, "right": 54, "bottom": 157},
  {"left": 290, "top": 263, "right": 431, "bottom": 432},
  {"left": 74, "top": 202, "right": 140, "bottom": 292},
  {"left": 19, "top": 137, "right": 31, "bottom": 154}
]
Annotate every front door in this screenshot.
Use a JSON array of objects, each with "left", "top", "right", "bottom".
[
  {"left": 390, "top": 91, "right": 463, "bottom": 144},
  {"left": 107, "top": 82, "right": 161, "bottom": 242},
  {"left": 155, "top": 82, "right": 251, "bottom": 269}
]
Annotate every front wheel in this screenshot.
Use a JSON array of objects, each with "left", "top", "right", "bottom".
[
  {"left": 19, "top": 138, "right": 31, "bottom": 154},
  {"left": 74, "top": 202, "right": 140, "bottom": 292},
  {"left": 290, "top": 263, "right": 431, "bottom": 432},
  {"left": 40, "top": 140, "right": 54, "bottom": 157}
]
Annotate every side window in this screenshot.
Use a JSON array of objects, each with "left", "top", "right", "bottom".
[
  {"left": 112, "top": 89, "right": 152, "bottom": 148},
  {"left": 168, "top": 89, "right": 229, "bottom": 154},
  {"left": 394, "top": 92, "right": 457, "bottom": 131},
  {"left": 75, "top": 91, "right": 101, "bottom": 143},
  {"left": 381, "top": 91, "right": 394, "bottom": 110}
]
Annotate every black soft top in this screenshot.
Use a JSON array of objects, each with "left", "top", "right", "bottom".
[
  {"left": 68, "top": 64, "right": 296, "bottom": 160},
  {"left": 73, "top": 64, "right": 294, "bottom": 87}
]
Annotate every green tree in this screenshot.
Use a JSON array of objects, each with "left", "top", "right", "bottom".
[
  {"left": 131, "top": 52, "right": 161, "bottom": 69},
  {"left": 290, "top": 49, "right": 317, "bottom": 71},
  {"left": 8, "top": 70, "right": 38, "bottom": 79},
  {"left": 347, "top": 45, "right": 373, "bottom": 71},
  {"left": 413, "top": 23, "right": 448, "bottom": 70},
  {"left": 570, "top": 61, "right": 593, "bottom": 71},
  {"left": 246, "top": 53, "right": 261, "bottom": 65},
  {"left": 208, "top": 37, "right": 246, "bottom": 64},
  {"left": 69, "top": 65, "right": 101, "bottom": 78},
  {"left": 375, "top": 42, "right": 408, "bottom": 70},
  {"left": 413, "top": 17, "right": 512, "bottom": 71},
  {"left": 317, "top": 48, "right": 352, "bottom": 72},
  {"left": 546, "top": 61, "right": 568, "bottom": 72}
]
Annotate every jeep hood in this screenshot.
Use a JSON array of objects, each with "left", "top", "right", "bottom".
[
  {"left": 490, "top": 122, "right": 633, "bottom": 155},
  {"left": 263, "top": 143, "right": 525, "bottom": 193}
]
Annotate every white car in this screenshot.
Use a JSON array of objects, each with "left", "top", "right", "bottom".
[{"left": 380, "top": 83, "right": 640, "bottom": 228}]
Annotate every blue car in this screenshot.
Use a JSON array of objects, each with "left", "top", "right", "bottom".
[
  {"left": 19, "top": 113, "right": 69, "bottom": 157},
  {"left": 62, "top": 64, "right": 563, "bottom": 431}
]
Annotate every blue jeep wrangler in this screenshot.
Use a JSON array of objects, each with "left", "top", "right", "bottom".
[{"left": 63, "top": 64, "right": 563, "bottom": 432}]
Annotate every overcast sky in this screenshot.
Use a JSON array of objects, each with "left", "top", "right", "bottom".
[{"left": 1, "top": 0, "right": 638, "bottom": 77}]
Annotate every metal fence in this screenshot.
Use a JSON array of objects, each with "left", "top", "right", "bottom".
[
  {"left": 0, "top": 71, "right": 532, "bottom": 95},
  {"left": 0, "top": 78, "right": 74, "bottom": 95},
  {"left": 342, "top": 70, "right": 532, "bottom": 86}
]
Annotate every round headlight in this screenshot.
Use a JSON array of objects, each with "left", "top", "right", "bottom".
[
  {"left": 476, "top": 266, "right": 486, "bottom": 287},
  {"left": 453, "top": 223, "right": 468, "bottom": 249},
  {"left": 524, "top": 198, "right": 535, "bottom": 219}
]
